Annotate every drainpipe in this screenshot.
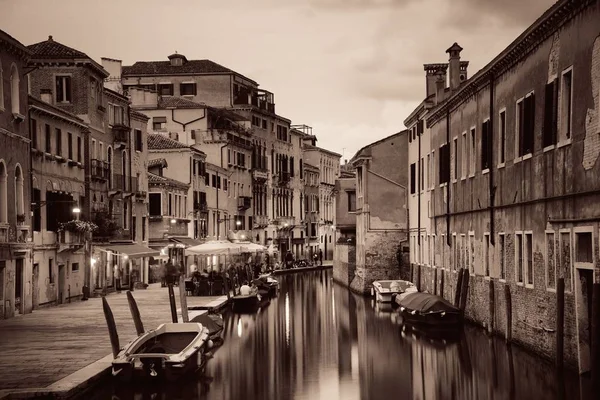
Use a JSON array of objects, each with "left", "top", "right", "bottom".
[
  {"left": 417, "top": 119, "right": 421, "bottom": 247},
  {"left": 489, "top": 73, "right": 496, "bottom": 245},
  {"left": 170, "top": 108, "right": 206, "bottom": 145},
  {"left": 446, "top": 109, "right": 451, "bottom": 246}
]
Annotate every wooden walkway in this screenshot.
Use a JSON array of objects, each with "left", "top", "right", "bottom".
[{"left": 0, "top": 284, "right": 226, "bottom": 391}]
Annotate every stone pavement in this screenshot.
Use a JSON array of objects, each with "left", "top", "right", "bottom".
[{"left": 0, "top": 284, "right": 227, "bottom": 392}]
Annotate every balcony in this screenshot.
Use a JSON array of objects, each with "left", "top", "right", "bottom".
[
  {"left": 112, "top": 124, "right": 130, "bottom": 147},
  {"left": 194, "top": 202, "right": 208, "bottom": 212},
  {"left": 112, "top": 173, "right": 133, "bottom": 193},
  {"left": 274, "top": 216, "right": 295, "bottom": 229},
  {"left": 276, "top": 172, "right": 290, "bottom": 186},
  {"left": 58, "top": 230, "right": 84, "bottom": 252},
  {"left": 253, "top": 215, "right": 269, "bottom": 228},
  {"left": 91, "top": 159, "right": 110, "bottom": 181},
  {"left": 238, "top": 196, "right": 252, "bottom": 211}
]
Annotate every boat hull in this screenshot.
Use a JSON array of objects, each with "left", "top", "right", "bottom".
[
  {"left": 372, "top": 280, "right": 417, "bottom": 303},
  {"left": 394, "top": 292, "right": 463, "bottom": 337},
  {"left": 112, "top": 323, "right": 209, "bottom": 383},
  {"left": 232, "top": 294, "right": 260, "bottom": 313}
]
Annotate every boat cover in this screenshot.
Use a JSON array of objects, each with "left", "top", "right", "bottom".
[
  {"left": 400, "top": 292, "right": 459, "bottom": 313},
  {"left": 194, "top": 313, "right": 224, "bottom": 336}
]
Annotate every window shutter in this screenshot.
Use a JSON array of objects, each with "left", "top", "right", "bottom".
[
  {"left": 524, "top": 94, "right": 535, "bottom": 154},
  {"left": 481, "top": 122, "right": 488, "bottom": 170},
  {"left": 65, "top": 77, "right": 72, "bottom": 102}
]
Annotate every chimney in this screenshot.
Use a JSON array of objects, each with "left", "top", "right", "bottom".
[
  {"left": 435, "top": 71, "right": 446, "bottom": 105},
  {"left": 40, "top": 89, "right": 52, "bottom": 104},
  {"left": 446, "top": 42, "right": 464, "bottom": 91},
  {"left": 48, "top": 35, "right": 53, "bottom": 42},
  {"left": 424, "top": 64, "right": 448, "bottom": 98}
]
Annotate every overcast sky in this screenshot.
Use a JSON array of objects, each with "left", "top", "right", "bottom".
[{"left": 1, "top": 0, "right": 555, "bottom": 161}]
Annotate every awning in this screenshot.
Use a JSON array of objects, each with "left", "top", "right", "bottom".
[
  {"left": 170, "top": 237, "right": 204, "bottom": 248},
  {"left": 101, "top": 243, "right": 159, "bottom": 258}
]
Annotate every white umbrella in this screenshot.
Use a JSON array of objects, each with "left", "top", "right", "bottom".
[
  {"left": 185, "top": 240, "right": 243, "bottom": 255},
  {"left": 240, "top": 242, "right": 267, "bottom": 253}
]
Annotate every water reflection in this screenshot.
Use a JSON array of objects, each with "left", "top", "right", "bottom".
[{"left": 90, "top": 270, "right": 589, "bottom": 400}]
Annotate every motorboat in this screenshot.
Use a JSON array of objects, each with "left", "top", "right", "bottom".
[
  {"left": 372, "top": 280, "right": 418, "bottom": 303},
  {"left": 394, "top": 292, "right": 463, "bottom": 331},
  {"left": 231, "top": 292, "right": 270, "bottom": 313},
  {"left": 112, "top": 322, "right": 211, "bottom": 382}
]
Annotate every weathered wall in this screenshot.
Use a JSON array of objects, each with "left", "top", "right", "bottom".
[
  {"left": 333, "top": 243, "right": 356, "bottom": 287},
  {"left": 335, "top": 176, "right": 356, "bottom": 229}
]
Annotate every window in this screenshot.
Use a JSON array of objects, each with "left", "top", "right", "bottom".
[
  {"left": 575, "top": 230, "right": 593, "bottom": 264},
  {"left": 452, "top": 138, "right": 458, "bottom": 181},
  {"left": 135, "top": 129, "right": 143, "bottom": 151},
  {"left": 14, "top": 165, "right": 24, "bottom": 216},
  {"left": 420, "top": 157, "right": 425, "bottom": 191},
  {"left": 461, "top": 133, "right": 467, "bottom": 178},
  {"left": 71, "top": 262, "right": 79, "bottom": 272},
  {"left": 515, "top": 232, "right": 523, "bottom": 284},
  {"left": 516, "top": 93, "right": 535, "bottom": 157},
  {"left": 31, "top": 119, "right": 38, "bottom": 149},
  {"left": 545, "top": 231, "right": 556, "bottom": 290},
  {"left": 441, "top": 234, "right": 446, "bottom": 270},
  {"left": 149, "top": 193, "right": 161, "bottom": 216},
  {"left": 211, "top": 174, "right": 217, "bottom": 188},
  {"left": 499, "top": 233, "right": 506, "bottom": 280},
  {"left": 67, "top": 132, "right": 73, "bottom": 160},
  {"left": 559, "top": 68, "right": 573, "bottom": 142},
  {"left": 469, "top": 128, "right": 476, "bottom": 176},
  {"left": 168, "top": 193, "right": 173, "bottom": 216},
  {"left": 180, "top": 83, "right": 196, "bottom": 96},
  {"left": 543, "top": 79, "right": 559, "bottom": 148},
  {"left": 48, "top": 259, "right": 54, "bottom": 284},
  {"left": 498, "top": 110, "right": 506, "bottom": 164},
  {"left": 45, "top": 124, "right": 51, "bottom": 153},
  {"left": 410, "top": 163, "right": 416, "bottom": 194},
  {"left": 481, "top": 120, "right": 491, "bottom": 171},
  {"left": 484, "top": 233, "right": 490, "bottom": 276},
  {"left": 347, "top": 191, "right": 356, "bottom": 212},
  {"left": 152, "top": 116, "right": 167, "bottom": 131},
  {"left": 77, "top": 136, "right": 82, "bottom": 163},
  {"left": 427, "top": 154, "right": 431, "bottom": 188},
  {"left": 55, "top": 75, "right": 72, "bottom": 103},
  {"left": 142, "top": 216, "right": 146, "bottom": 241},
  {"left": 10, "top": 64, "right": 20, "bottom": 114},
  {"left": 525, "top": 232, "right": 533, "bottom": 286},
  {"left": 468, "top": 231, "right": 475, "bottom": 275},
  {"left": 158, "top": 84, "right": 173, "bottom": 96},
  {"left": 559, "top": 231, "right": 572, "bottom": 292},
  {"left": 439, "top": 143, "right": 450, "bottom": 185},
  {"left": 430, "top": 152, "right": 435, "bottom": 189},
  {"left": 452, "top": 233, "right": 457, "bottom": 271}
]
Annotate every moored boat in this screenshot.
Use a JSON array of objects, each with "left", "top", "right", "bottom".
[
  {"left": 253, "top": 275, "right": 279, "bottom": 298},
  {"left": 394, "top": 292, "right": 462, "bottom": 331},
  {"left": 112, "top": 322, "right": 211, "bottom": 382},
  {"left": 231, "top": 292, "right": 270, "bottom": 313},
  {"left": 372, "top": 280, "right": 417, "bottom": 303}
]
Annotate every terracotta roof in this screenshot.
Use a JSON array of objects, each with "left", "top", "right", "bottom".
[
  {"left": 28, "top": 95, "right": 86, "bottom": 127},
  {"left": 147, "top": 133, "right": 189, "bottom": 150},
  {"left": 28, "top": 36, "right": 89, "bottom": 59},
  {"left": 148, "top": 158, "right": 168, "bottom": 168},
  {"left": 130, "top": 109, "right": 150, "bottom": 120},
  {"left": 0, "top": 29, "right": 31, "bottom": 56},
  {"left": 147, "top": 172, "right": 189, "bottom": 189},
  {"left": 123, "top": 59, "right": 233, "bottom": 76},
  {"left": 158, "top": 96, "right": 205, "bottom": 109}
]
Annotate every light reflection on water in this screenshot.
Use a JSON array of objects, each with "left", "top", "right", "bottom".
[{"left": 88, "top": 270, "right": 590, "bottom": 400}]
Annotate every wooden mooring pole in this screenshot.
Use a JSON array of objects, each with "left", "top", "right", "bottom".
[
  {"left": 556, "top": 278, "right": 565, "bottom": 371},
  {"left": 591, "top": 282, "right": 600, "bottom": 390},
  {"left": 168, "top": 283, "right": 178, "bottom": 323},
  {"left": 454, "top": 269, "right": 464, "bottom": 307},
  {"left": 459, "top": 270, "right": 470, "bottom": 311},
  {"left": 504, "top": 283, "right": 512, "bottom": 342},
  {"left": 126, "top": 291, "right": 144, "bottom": 335},
  {"left": 102, "top": 297, "right": 120, "bottom": 358},
  {"left": 178, "top": 274, "right": 189, "bottom": 323}
]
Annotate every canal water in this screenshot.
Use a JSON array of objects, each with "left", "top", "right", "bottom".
[{"left": 87, "top": 270, "right": 590, "bottom": 400}]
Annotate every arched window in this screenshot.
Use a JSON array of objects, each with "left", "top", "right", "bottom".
[
  {"left": 0, "top": 160, "right": 7, "bottom": 223},
  {"left": 14, "top": 164, "right": 24, "bottom": 217},
  {"left": 10, "top": 64, "right": 20, "bottom": 115},
  {"left": 0, "top": 59, "right": 4, "bottom": 110}
]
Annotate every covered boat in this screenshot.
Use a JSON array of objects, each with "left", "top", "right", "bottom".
[
  {"left": 394, "top": 292, "right": 462, "bottom": 330},
  {"left": 372, "top": 280, "right": 417, "bottom": 303},
  {"left": 186, "top": 311, "right": 225, "bottom": 347},
  {"left": 112, "top": 322, "right": 210, "bottom": 382}
]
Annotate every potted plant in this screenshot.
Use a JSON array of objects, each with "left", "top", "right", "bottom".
[
  {"left": 16, "top": 213, "right": 26, "bottom": 224},
  {"left": 57, "top": 220, "right": 98, "bottom": 243}
]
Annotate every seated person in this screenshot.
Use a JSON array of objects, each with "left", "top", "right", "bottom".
[{"left": 239, "top": 282, "right": 252, "bottom": 296}]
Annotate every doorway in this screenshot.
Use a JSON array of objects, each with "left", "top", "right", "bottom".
[
  {"left": 58, "top": 264, "right": 66, "bottom": 305},
  {"left": 32, "top": 263, "right": 39, "bottom": 309},
  {"left": 575, "top": 267, "right": 594, "bottom": 374},
  {"left": 15, "top": 259, "right": 23, "bottom": 315}
]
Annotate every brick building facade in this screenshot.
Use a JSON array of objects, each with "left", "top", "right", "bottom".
[{"left": 409, "top": 0, "right": 600, "bottom": 372}]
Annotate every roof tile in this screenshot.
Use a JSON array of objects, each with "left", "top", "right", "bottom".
[
  {"left": 147, "top": 133, "right": 189, "bottom": 150},
  {"left": 158, "top": 97, "right": 205, "bottom": 109},
  {"left": 28, "top": 36, "right": 89, "bottom": 59},
  {"left": 123, "top": 59, "right": 232, "bottom": 76}
]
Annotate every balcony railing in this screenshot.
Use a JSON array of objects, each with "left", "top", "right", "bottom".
[
  {"left": 194, "top": 202, "right": 208, "bottom": 212},
  {"left": 238, "top": 196, "right": 252, "bottom": 211},
  {"left": 252, "top": 169, "right": 269, "bottom": 182},
  {"left": 112, "top": 124, "right": 130, "bottom": 144},
  {"left": 91, "top": 159, "right": 110, "bottom": 181},
  {"left": 113, "top": 173, "right": 133, "bottom": 192},
  {"left": 277, "top": 172, "right": 290, "bottom": 186}
]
